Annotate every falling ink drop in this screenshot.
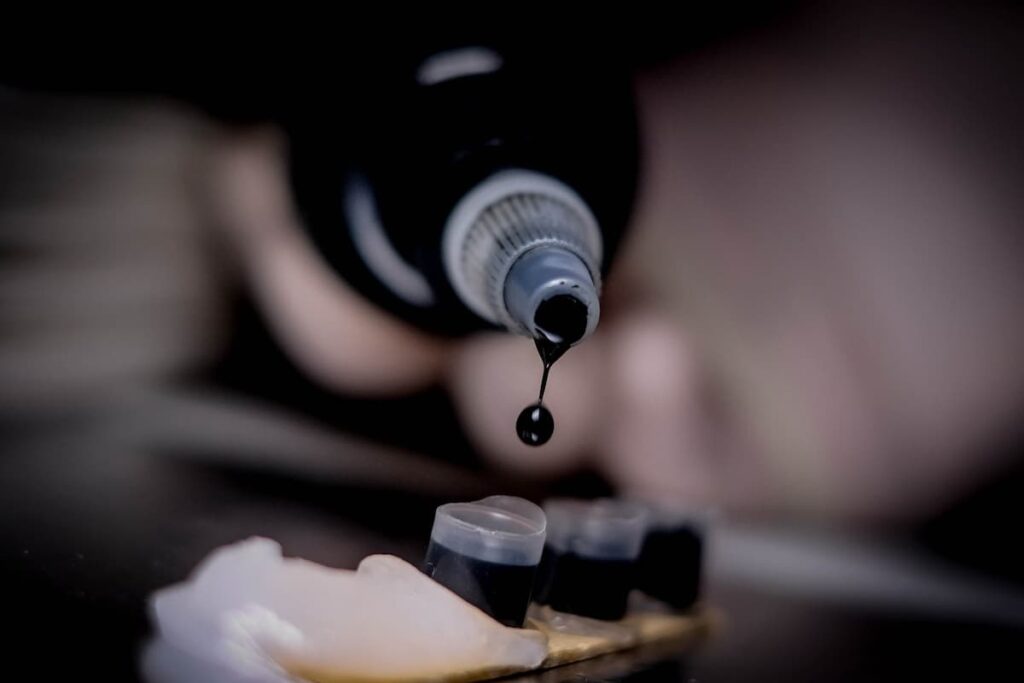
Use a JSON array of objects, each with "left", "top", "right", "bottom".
[
  {"left": 516, "top": 295, "right": 590, "bottom": 447},
  {"left": 516, "top": 402, "right": 554, "bottom": 446}
]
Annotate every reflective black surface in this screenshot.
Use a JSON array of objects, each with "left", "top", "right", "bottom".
[
  {"left": 423, "top": 541, "right": 538, "bottom": 627},
  {"left": 517, "top": 403, "right": 555, "bottom": 446},
  {"left": 534, "top": 546, "right": 636, "bottom": 621},
  {"left": 637, "top": 526, "right": 703, "bottom": 610},
  {"left": 535, "top": 295, "right": 590, "bottom": 347}
]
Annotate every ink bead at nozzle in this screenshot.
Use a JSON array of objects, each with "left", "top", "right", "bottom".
[
  {"left": 533, "top": 499, "right": 649, "bottom": 621},
  {"left": 423, "top": 496, "right": 546, "bottom": 627},
  {"left": 636, "top": 504, "right": 708, "bottom": 611},
  {"left": 509, "top": 249, "right": 597, "bottom": 446},
  {"left": 504, "top": 247, "right": 599, "bottom": 351}
]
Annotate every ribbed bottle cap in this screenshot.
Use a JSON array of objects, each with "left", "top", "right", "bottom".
[{"left": 442, "top": 170, "right": 603, "bottom": 337}]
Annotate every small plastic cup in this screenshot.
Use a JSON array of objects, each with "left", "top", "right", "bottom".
[
  {"left": 423, "top": 495, "right": 546, "bottom": 627},
  {"left": 534, "top": 498, "right": 649, "bottom": 620},
  {"left": 635, "top": 502, "right": 710, "bottom": 610}
]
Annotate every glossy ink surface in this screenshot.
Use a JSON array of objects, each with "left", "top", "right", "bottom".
[
  {"left": 637, "top": 526, "right": 703, "bottom": 610},
  {"left": 517, "top": 403, "right": 554, "bottom": 446},
  {"left": 533, "top": 545, "right": 636, "bottom": 621},
  {"left": 534, "top": 294, "right": 589, "bottom": 347},
  {"left": 423, "top": 541, "right": 538, "bottom": 627}
]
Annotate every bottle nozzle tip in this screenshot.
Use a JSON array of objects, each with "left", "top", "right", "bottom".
[
  {"left": 503, "top": 246, "right": 601, "bottom": 343},
  {"left": 534, "top": 294, "right": 590, "bottom": 345}
]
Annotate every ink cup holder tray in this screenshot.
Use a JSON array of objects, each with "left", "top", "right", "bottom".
[
  {"left": 291, "top": 601, "right": 717, "bottom": 683},
  {"left": 149, "top": 530, "right": 712, "bottom": 682},
  {"left": 519, "top": 603, "right": 715, "bottom": 677}
]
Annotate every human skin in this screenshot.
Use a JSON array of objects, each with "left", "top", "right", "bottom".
[{"left": 211, "top": 4, "right": 1024, "bottom": 523}]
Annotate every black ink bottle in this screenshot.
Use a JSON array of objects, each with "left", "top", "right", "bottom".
[{"left": 288, "top": 43, "right": 636, "bottom": 339}]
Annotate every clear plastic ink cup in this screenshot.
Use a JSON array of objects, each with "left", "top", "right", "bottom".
[
  {"left": 423, "top": 495, "right": 546, "bottom": 627},
  {"left": 635, "top": 502, "right": 710, "bottom": 611},
  {"left": 533, "top": 498, "right": 649, "bottom": 621}
]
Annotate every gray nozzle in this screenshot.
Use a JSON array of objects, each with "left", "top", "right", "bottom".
[
  {"left": 504, "top": 246, "right": 600, "bottom": 344},
  {"left": 442, "top": 170, "right": 604, "bottom": 341}
]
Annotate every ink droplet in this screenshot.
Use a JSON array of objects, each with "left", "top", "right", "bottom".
[
  {"left": 516, "top": 403, "right": 554, "bottom": 446},
  {"left": 515, "top": 294, "right": 589, "bottom": 447}
]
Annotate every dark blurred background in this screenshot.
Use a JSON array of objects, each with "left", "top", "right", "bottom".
[{"left": 3, "top": 3, "right": 1024, "bottom": 681}]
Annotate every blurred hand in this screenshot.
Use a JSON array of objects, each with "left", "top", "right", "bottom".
[{"left": 214, "top": 6, "right": 1024, "bottom": 522}]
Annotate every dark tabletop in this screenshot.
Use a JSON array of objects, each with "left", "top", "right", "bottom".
[{"left": 2, "top": 388, "right": 1022, "bottom": 682}]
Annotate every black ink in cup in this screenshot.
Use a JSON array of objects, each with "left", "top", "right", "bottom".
[
  {"left": 636, "top": 505, "right": 707, "bottom": 610},
  {"left": 533, "top": 499, "right": 648, "bottom": 621},
  {"left": 423, "top": 496, "right": 546, "bottom": 627}
]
